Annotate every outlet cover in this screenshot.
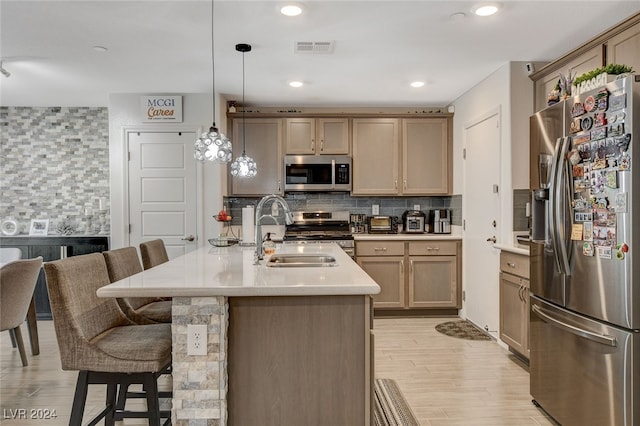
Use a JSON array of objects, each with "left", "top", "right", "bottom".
[
  {"left": 187, "top": 324, "right": 207, "bottom": 356},
  {"left": 413, "top": 204, "right": 420, "bottom": 211},
  {"left": 372, "top": 204, "right": 379, "bottom": 215}
]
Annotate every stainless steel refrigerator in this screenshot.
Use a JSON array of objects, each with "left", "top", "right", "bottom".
[{"left": 529, "top": 75, "right": 639, "bottom": 425}]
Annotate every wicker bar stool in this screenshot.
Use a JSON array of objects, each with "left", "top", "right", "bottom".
[{"left": 44, "top": 253, "right": 171, "bottom": 425}]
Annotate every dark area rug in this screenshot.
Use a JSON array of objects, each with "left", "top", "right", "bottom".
[
  {"left": 435, "top": 319, "right": 492, "bottom": 341},
  {"left": 374, "top": 378, "right": 420, "bottom": 426}
]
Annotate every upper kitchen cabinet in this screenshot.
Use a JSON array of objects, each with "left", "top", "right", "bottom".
[
  {"left": 533, "top": 46, "right": 603, "bottom": 111},
  {"left": 230, "top": 118, "right": 283, "bottom": 195},
  {"left": 352, "top": 118, "right": 399, "bottom": 195},
  {"left": 403, "top": 118, "right": 451, "bottom": 195},
  {"left": 285, "top": 118, "right": 350, "bottom": 155},
  {"left": 531, "top": 13, "right": 640, "bottom": 112},
  {"left": 352, "top": 117, "right": 452, "bottom": 196},
  {"left": 606, "top": 20, "right": 640, "bottom": 76}
]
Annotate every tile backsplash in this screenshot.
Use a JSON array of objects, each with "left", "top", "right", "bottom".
[
  {"left": 0, "top": 107, "right": 110, "bottom": 234},
  {"left": 224, "top": 193, "right": 462, "bottom": 227}
]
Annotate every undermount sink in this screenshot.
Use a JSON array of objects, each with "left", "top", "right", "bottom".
[{"left": 266, "top": 253, "right": 337, "bottom": 268}]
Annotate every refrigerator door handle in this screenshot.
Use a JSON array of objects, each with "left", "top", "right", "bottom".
[
  {"left": 556, "top": 136, "right": 572, "bottom": 275},
  {"left": 532, "top": 304, "right": 617, "bottom": 347},
  {"left": 548, "top": 137, "right": 564, "bottom": 274}
]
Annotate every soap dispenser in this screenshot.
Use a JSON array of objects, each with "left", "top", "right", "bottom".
[{"left": 263, "top": 232, "right": 276, "bottom": 255}]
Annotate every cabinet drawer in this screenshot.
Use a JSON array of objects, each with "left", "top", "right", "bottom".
[
  {"left": 500, "top": 252, "right": 530, "bottom": 279},
  {"left": 408, "top": 240, "right": 457, "bottom": 256},
  {"left": 356, "top": 241, "right": 404, "bottom": 256}
]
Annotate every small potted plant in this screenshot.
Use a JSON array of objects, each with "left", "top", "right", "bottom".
[{"left": 573, "top": 64, "right": 634, "bottom": 94}]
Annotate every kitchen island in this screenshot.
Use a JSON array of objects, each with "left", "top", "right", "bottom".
[{"left": 97, "top": 243, "right": 380, "bottom": 426}]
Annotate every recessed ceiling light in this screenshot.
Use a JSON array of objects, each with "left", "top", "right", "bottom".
[
  {"left": 410, "top": 81, "right": 425, "bottom": 88},
  {"left": 281, "top": 4, "right": 303, "bottom": 17},
  {"left": 289, "top": 81, "right": 304, "bottom": 88},
  {"left": 471, "top": 3, "right": 500, "bottom": 16},
  {"left": 92, "top": 46, "right": 108, "bottom": 52}
]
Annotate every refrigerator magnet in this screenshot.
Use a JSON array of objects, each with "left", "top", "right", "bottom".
[
  {"left": 618, "top": 153, "right": 630, "bottom": 171},
  {"left": 593, "top": 113, "right": 607, "bottom": 128},
  {"left": 615, "top": 192, "right": 628, "bottom": 213},
  {"left": 590, "top": 127, "right": 607, "bottom": 140},
  {"left": 581, "top": 116, "right": 593, "bottom": 131},
  {"left": 605, "top": 171, "right": 617, "bottom": 189},
  {"left": 583, "top": 222, "right": 593, "bottom": 241},
  {"left": 571, "top": 102, "right": 585, "bottom": 117},
  {"left": 583, "top": 242, "right": 594, "bottom": 256},
  {"left": 596, "top": 245, "right": 612, "bottom": 260},
  {"left": 571, "top": 223, "right": 584, "bottom": 241},
  {"left": 570, "top": 118, "right": 582, "bottom": 133},
  {"left": 609, "top": 93, "right": 626, "bottom": 111},
  {"left": 584, "top": 95, "right": 596, "bottom": 112}
]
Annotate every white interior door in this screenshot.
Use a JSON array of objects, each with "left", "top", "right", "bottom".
[
  {"left": 128, "top": 131, "right": 198, "bottom": 259},
  {"left": 463, "top": 110, "right": 501, "bottom": 335}
]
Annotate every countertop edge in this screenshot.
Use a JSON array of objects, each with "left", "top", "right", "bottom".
[
  {"left": 354, "top": 234, "right": 462, "bottom": 241},
  {"left": 97, "top": 285, "right": 380, "bottom": 298},
  {"left": 494, "top": 244, "right": 529, "bottom": 256}
]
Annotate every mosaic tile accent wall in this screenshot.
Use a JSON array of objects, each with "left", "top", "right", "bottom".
[
  {"left": 172, "top": 296, "right": 228, "bottom": 426},
  {"left": 0, "top": 107, "right": 109, "bottom": 234}
]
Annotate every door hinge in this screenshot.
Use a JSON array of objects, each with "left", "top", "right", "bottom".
[
  {"left": 128, "top": 151, "right": 131, "bottom": 161},
  {"left": 128, "top": 224, "right": 131, "bottom": 233},
  {"left": 462, "top": 148, "right": 466, "bottom": 159},
  {"left": 463, "top": 219, "right": 466, "bottom": 230},
  {"left": 462, "top": 290, "right": 466, "bottom": 301}
]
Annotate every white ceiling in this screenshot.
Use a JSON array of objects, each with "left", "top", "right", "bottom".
[{"left": 1, "top": 1, "right": 639, "bottom": 108}]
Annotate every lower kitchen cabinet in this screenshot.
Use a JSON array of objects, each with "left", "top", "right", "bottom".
[
  {"left": 0, "top": 236, "right": 109, "bottom": 320},
  {"left": 499, "top": 251, "right": 530, "bottom": 359},
  {"left": 356, "top": 239, "right": 461, "bottom": 313}
]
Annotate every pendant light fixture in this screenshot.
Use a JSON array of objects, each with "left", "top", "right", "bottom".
[
  {"left": 230, "top": 43, "right": 257, "bottom": 178},
  {"left": 194, "top": 0, "right": 232, "bottom": 164}
]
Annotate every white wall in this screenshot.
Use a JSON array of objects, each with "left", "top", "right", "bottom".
[
  {"left": 451, "top": 61, "right": 534, "bottom": 322},
  {"left": 108, "top": 93, "right": 228, "bottom": 249}
]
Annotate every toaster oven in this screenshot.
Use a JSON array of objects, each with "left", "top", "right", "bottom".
[{"left": 367, "top": 216, "right": 398, "bottom": 234}]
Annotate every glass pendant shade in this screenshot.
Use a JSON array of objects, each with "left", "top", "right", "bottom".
[
  {"left": 230, "top": 153, "right": 257, "bottom": 177},
  {"left": 194, "top": 126, "right": 232, "bottom": 163}
]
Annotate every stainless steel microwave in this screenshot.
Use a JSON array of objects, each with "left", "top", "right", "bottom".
[{"left": 284, "top": 155, "right": 352, "bottom": 192}]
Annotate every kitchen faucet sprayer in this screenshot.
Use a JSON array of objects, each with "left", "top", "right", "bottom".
[{"left": 254, "top": 195, "right": 293, "bottom": 263}]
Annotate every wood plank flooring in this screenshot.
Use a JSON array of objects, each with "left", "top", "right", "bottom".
[{"left": 1, "top": 318, "right": 554, "bottom": 425}]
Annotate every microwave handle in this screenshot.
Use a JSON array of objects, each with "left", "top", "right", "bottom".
[{"left": 331, "top": 159, "right": 336, "bottom": 189}]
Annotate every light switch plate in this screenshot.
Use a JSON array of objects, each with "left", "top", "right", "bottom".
[{"left": 372, "top": 204, "right": 379, "bottom": 215}]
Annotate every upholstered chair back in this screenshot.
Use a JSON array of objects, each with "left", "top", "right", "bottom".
[
  {"left": 0, "top": 257, "right": 43, "bottom": 331},
  {"left": 139, "top": 239, "right": 169, "bottom": 270},
  {"left": 102, "top": 247, "right": 157, "bottom": 310},
  {"left": 44, "top": 253, "right": 134, "bottom": 371}
]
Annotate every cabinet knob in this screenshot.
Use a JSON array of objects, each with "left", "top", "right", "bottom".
[
  {"left": 320, "top": 140, "right": 324, "bottom": 151},
  {"left": 374, "top": 247, "right": 387, "bottom": 252},
  {"left": 507, "top": 262, "right": 516, "bottom": 268}
]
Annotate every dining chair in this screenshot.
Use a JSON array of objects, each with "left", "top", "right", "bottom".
[
  {"left": 0, "top": 247, "right": 22, "bottom": 263},
  {"left": 44, "top": 253, "right": 171, "bottom": 425},
  {"left": 102, "top": 247, "right": 171, "bottom": 324},
  {"left": 0, "top": 257, "right": 43, "bottom": 366},
  {"left": 139, "top": 239, "right": 169, "bottom": 270}
]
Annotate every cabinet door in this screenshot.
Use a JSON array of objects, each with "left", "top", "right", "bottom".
[
  {"left": 402, "top": 118, "right": 450, "bottom": 195},
  {"left": 499, "top": 272, "right": 529, "bottom": 358},
  {"left": 285, "top": 118, "right": 315, "bottom": 154},
  {"left": 606, "top": 21, "right": 640, "bottom": 77},
  {"left": 317, "top": 118, "right": 349, "bottom": 154},
  {"left": 231, "top": 118, "right": 283, "bottom": 195},
  {"left": 408, "top": 256, "right": 457, "bottom": 308},
  {"left": 534, "top": 46, "right": 603, "bottom": 111},
  {"left": 357, "top": 256, "right": 404, "bottom": 308},
  {"left": 352, "top": 118, "right": 399, "bottom": 195}
]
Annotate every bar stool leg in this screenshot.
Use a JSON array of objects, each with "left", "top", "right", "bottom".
[{"left": 70, "top": 371, "right": 89, "bottom": 426}]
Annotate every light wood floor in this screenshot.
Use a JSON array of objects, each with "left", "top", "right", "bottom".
[{"left": 1, "top": 318, "right": 554, "bottom": 425}]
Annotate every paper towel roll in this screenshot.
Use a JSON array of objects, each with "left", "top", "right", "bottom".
[{"left": 242, "top": 206, "right": 255, "bottom": 244}]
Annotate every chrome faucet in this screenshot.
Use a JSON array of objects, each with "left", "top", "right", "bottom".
[{"left": 254, "top": 194, "right": 294, "bottom": 263}]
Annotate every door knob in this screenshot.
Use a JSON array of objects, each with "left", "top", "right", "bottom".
[
  {"left": 181, "top": 235, "right": 195, "bottom": 242},
  {"left": 486, "top": 236, "right": 496, "bottom": 243}
]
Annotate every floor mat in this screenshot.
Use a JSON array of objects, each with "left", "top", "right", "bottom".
[
  {"left": 435, "top": 319, "right": 493, "bottom": 341},
  {"left": 374, "top": 378, "right": 420, "bottom": 426}
]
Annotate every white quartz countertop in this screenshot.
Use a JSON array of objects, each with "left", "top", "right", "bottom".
[
  {"left": 354, "top": 233, "right": 462, "bottom": 241},
  {"left": 97, "top": 243, "right": 380, "bottom": 298}
]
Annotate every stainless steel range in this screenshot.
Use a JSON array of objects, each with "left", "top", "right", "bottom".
[{"left": 283, "top": 211, "right": 354, "bottom": 258}]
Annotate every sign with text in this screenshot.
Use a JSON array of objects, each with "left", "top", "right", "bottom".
[{"left": 141, "top": 96, "right": 183, "bottom": 122}]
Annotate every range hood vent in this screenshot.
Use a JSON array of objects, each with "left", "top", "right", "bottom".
[{"left": 294, "top": 41, "right": 335, "bottom": 54}]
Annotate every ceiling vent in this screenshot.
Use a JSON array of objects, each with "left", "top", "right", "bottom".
[{"left": 294, "top": 41, "right": 335, "bottom": 54}]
